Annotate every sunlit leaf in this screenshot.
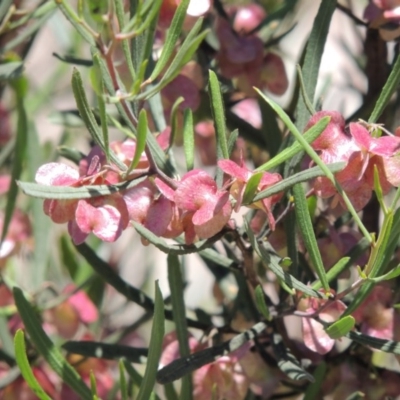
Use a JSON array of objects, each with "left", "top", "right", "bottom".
[
  {"left": 293, "top": 183, "right": 329, "bottom": 292},
  {"left": 136, "top": 281, "right": 165, "bottom": 400},
  {"left": 14, "top": 330, "right": 52, "bottom": 400},
  {"left": 167, "top": 254, "right": 192, "bottom": 398},
  {"left": 149, "top": 0, "right": 190, "bottom": 82},
  {"left": 13, "top": 287, "right": 92, "bottom": 400},
  {"left": 325, "top": 316, "right": 355, "bottom": 339},
  {"left": 369, "top": 53, "right": 400, "bottom": 123}
]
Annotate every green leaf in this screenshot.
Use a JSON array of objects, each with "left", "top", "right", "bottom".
[
  {"left": 17, "top": 176, "right": 146, "bottom": 199},
  {"left": 126, "top": 0, "right": 163, "bottom": 37},
  {"left": 1, "top": 95, "right": 27, "bottom": 243},
  {"left": 157, "top": 24, "right": 208, "bottom": 88},
  {"left": 293, "top": 183, "right": 330, "bottom": 292},
  {"left": 92, "top": 54, "right": 111, "bottom": 163},
  {"left": 258, "top": 97, "right": 282, "bottom": 157},
  {"left": 13, "top": 287, "right": 92, "bottom": 400},
  {"left": 2, "top": 4, "right": 56, "bottom": 53},
  {"left": 312, "top": 257, "right": 351, "bottom": 290},
  {"left": 137, "top": 19, "right": 207, "bottom": 100},
  {"left": 208, "top": 70, "right": 229, "bottom": 160},
  {"left": 0, "top": 62, "right": 24, "bottom": 81},
  {"left": 183, "top": 109, "right": 195, "bottom": 171},
  {"left": 256, "top": 89, "right": 373, "bottom": 243},
  {"left": 254, "top": 285, "right": 271, "bottom": 321},
  {"left": 294, "top": 0, "right": 337, "bottom": 132},
  {"left": 0, "top": 0, "right": 13, "bottom": 22},
  {"left": 348, "top": 331, "right": 400, "bottom": 354},
  {"left": 133, "top": 221, "right": 222, "bottom": 255},
  {"left": 368, "top": 264, "right": 400, "bottom": 282},
  {"left": 71, "top": 67, "right": 126, "bottom": 170},
  {"left": 169, "top": 97, "right": 185, "bottom": 148},
  {"left": 242, "top": 172, "right": 263, "bottom": 205},
  {"left": 369, "top": 53, "right": 400, "bottom": 123},
  {"left": 119, "top": 359, "right": 128, "bottom": 400},
  {"left": 55, "top": 0, "right": 96, "bottom": 46},
  {"left": 89, "top": 370, "right": 99, "bottom": 398},
  {"left": 303, "top": 362, "right": 327, "bottom": 400},
  {"left": 62, "top": 341, "right": 148, "bottom": 363},
  {"left": 272, "top": 333, "right": 314, "bottom": 382},
  {"left": 296, "top": 64, "right": 316, "bottom": 115},
  {"left": 157, "top": 322, "right": 267, "bottom": 384},
  {"left": 167, "top": 254, "right": 192, "bottom": 399},
  {"left": 325, "top": 316, "right": 355, "bottom": 339},
  {"left": 255, "top": 116, "right": 330, "bottom": 172},
  {"left": 149, "top": 0, "right": 189, "bottom": 82},
  {"left": 115, "top": 0, "right": 137, "bottom": 80},
  {"left": 253, "top": 162, "right": 345, "bottom": 202},
  {"left": 75, "top": 242, "right": 208, "bottom": 331},
  {"left": 127, "top": 109, "right": 148, "bottom": 173},
  {"left": 14, "top": 330, "right": 52, "bottom": 400},
  {"left": 244, "top": 219, "right": 324, "bottom": 298},
  {"left": 136, "top": 281, "right": 165, "bottom": 400}
]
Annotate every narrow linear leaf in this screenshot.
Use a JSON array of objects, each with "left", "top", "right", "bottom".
[
  {"left": 303, "top": 362, "right": 327, "bottom": 400},
  {"left": 136, "top": 281, "right": 165, "bottom": 400},
  {"left": 52, "top": 52, "right": 93, "bottom": 66},
  {"left": 254, "top": 285, "right": 271, "bottom": 321},
  {"left": 127, "top": 109, "right": 148, "bottom": 173},
  {"left": 124, "top": 359, "right": 144, "bottom": 386},
  {"left": 62, "top": 341, "right": 148, "bottom": 364},
  {"left": 242, "top": 172, "right": 263, "bottom": 205},
  {"left": 208, "top": 70, "right": 229, "bottom": 160},
  {"left": 245, "top": 219, "right": 323, "bottom": 298},
  {"left": 89, "top": 370, "right": 99, "bottom": 398},
  {"left": 294, "top": 0, "right": 337, "bottom": 132},
  {"left": 255, "top": 116, "right": 330, "bottom": 172},
  {"left": 369, "top": 53, "right": 400, "bottom": 123},
  {"left": 72, "top": 66, "right": 126, "bottom": 170},
  {"left": 2, "top": 8, "right": 55, "bottom": 53},
  {"left": 183, "top": 109, "right": 194, "bottom": 171},
  {"left": 312, "top": 257, "right": 350, "bottom": 290},
  {"left": 296, "top": 64, "right": 316, "bottom": 115},
  {"left": 133, "top": 221, "right": 222, "bottom": 255},
  {"left": 75, "top": 242, "right": 208, "bottom": 330},
  {"left": 0, "top": 0, "right": 13, "bottom": 22},
  {"left": 13, "top": 288, "right": 92, "bottom": 400},
  {"left": 157, "top": 322, "right": 266, "bottom": 384},
  {"left": 97, "top": 51, "right": 170, "bottom": 172},
  {"left": 17, "top": 176, "right": 146, "bottom": 199},
  {"left": 253, "top": 162, "right": 345, "bottom": 202},
  {"left": 71, "top": 68, "right": 105, "bottom": 148},
  {"left": 92, "top": 54, "right": 111, "bottom": 162},
  {"left": 272, "top": 333, "right": 314, "bottom": 382},
  {"left": 115, "top": 0, "right": 136, "bottom": 81},
  {"left": 293, "top": 183, "right": 330, "bottom": 292},
  {"left": 55, "top": 0, "right": 96, "bottom": 46},
  {"left": 119, "top": 359, "right": 128, "bottom": 400},
  {"left": 149, "top": 0, "right": 189, "bottom": 81},
  {"left": 164, "top": 382, "right": 179, "bottom": 400},
  {"left": 169, "top": 97, "right": 185, "bottom": 148},
  {"left": 167, "top": 254, "right": 192, "bottom": 398},
  {"left": 258, "top": 97, "right": 282, "bottom": 157},
  {"left": 127, "top": 0, "right": 163, "bottom": 37},
  {"left": 0, "top": 62, "right": 24, "bottom": 81},
  {"left": 256, "top": 89, "right": 372, "bottom": 242},
  {"left": 137, "top": 20, "right": 207, "bottom": 101},
  {"left": 14, "top": 330, "right": 52, "bottom": 400},
  {"left": 368, "top": 264, "right": 400, "bottom": 282},
  {"left": 157, "top": 24, "right": 208, "bottom": 89},
  {"left": 325, "top": 316, "right": 355, "bottom": 339},
  {"left": 1, "top": 95, "right": 27, "bottom": 243},
  {"left": 348, "top": 331, "right": 400, "bottom": 354}
]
